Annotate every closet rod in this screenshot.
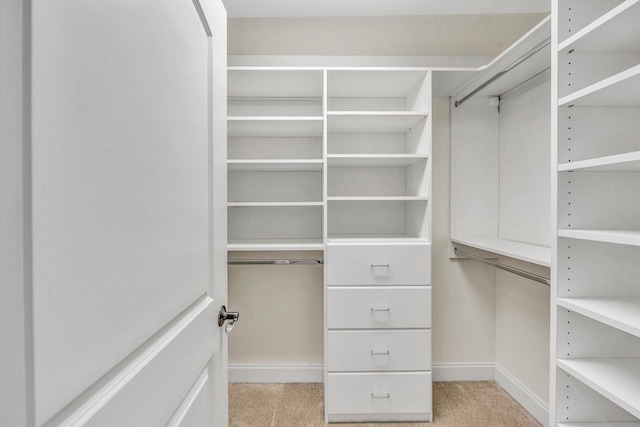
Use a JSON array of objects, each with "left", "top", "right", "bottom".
[
  {"left": 228, "top": 259, "right": 323, "bottom": 265},
  {"left": 453, "top": 247, "right": 550, "bottom": 286},
  {"left": 454, "top": 37, "right": 551, "bottom": 108}
]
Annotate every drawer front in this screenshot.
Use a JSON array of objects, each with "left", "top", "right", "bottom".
[
  {"left": 326, "top": 372, "right": 432, "bottom": 416},
  {"left": 327, "top": 287, "right": 431, "bottom": 329},
  {"left": 327, "top": 243, "right": 430, "bottom": 286},
  {"left": 327, "top": 330, "right": 431, "bottom": 372}
]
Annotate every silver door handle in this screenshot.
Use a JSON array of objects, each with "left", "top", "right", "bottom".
[
  {"left": 218, "top": 305, "right": 239, "bottom": 334},
  {"left": 370, "top": 350, "right": 390, "bottom": 356},
  {"left": 371, "top": 393, "right": 390, "bottom": 399},
  {"left": 370, "top": 307, "right": 390, "bottom": 312},
  {"left": 370, "top": 264, "right": 390, "bottom": 268}
]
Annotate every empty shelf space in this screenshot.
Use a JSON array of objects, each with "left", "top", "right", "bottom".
[
  {"left": 228, "top": 69, "right": 323, "bottom": 98},
  {"left": 327, "top": 69, "right": 429, "bottom": 98},
  {"left": 228, "top": 202, "right": 323, "bottom": 207},
  {"left": 558, "top": 298, "right": 640, "bottom": 338},
  {"left": 327, "top": 112, "right": 428, "bottom": 133},
  {"left": 326, "top": 236, "right": 430, "bottom": 244},
  {"left": 227, "top": 117, "right": 323, "bottom": 137},
  {"left": 451, "top": 237, "right": 551, "bottom": 267},
  {"left": 558, "top": 0, "right": 640, "bottom": 53},
  {"left": 558, "top": 358, "right": 640, "bottom": 419},
  {"left": 327, "top": 154, "right": 428, "bottom": 167},
  {"left": 227, "top": 159, "right": 323, "bottom": 172},
  {"left": 328, "top": 196, "right": 429, "bottom": 202},
  {"left": 559, "top": 64, "right": 640, "bottom": 107},
  {"left": 558, "top": 229, "right": 640, "bottom": 246},
  {"left": 228, "top": 238, "right": 325, "bottom": 251},
  {"left": 558, "top": 151, "right": 640, "bottom": 172}
]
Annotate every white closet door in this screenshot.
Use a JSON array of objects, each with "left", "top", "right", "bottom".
[{"left": 12, "top": 0, "right": 229, "bottom": 425}]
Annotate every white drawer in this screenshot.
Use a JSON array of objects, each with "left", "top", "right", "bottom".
[
  {"left": 327, "top": 330, "right": 431, "bottom": 372},
  {"left": 326, "top": 372, "right": 432, "bottom": 418},
  {"left": 327, "top": 286, "right": 431, "bottom": 329},
  {"left": 326, "top": 243, "right": 430, "bottom": 286}
]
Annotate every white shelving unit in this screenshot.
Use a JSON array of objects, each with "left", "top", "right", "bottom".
[
  {"left": 227, "top": 69, "right": 324, "bottom": 251},
  {"left": 551, "top": 1, "right": 640, "bottom": 425},
  {"left": 227, "top": 67, "right": 433, "bottom": 422},
  {"left": 450, "top": 16, "right": 552, "bottom": 268}
]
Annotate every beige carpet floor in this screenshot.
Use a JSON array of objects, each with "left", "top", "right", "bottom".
[{"left": 229, "top": 381, "right": 542, "bottom": 427}]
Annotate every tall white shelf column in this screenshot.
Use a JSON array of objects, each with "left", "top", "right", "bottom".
[{"left": 551, "top": 1, "right": 640, "bottom": 425}]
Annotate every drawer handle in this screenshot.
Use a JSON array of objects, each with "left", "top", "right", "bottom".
[
  {"left": 370, "top": 350, "right": 390, "bottom": 356},
  {"left": 371, "top": 393, "right": 391, "bottom": 399},
  {"left": 370, "top": 264, "right": 390, "bottom": 268},
  {"left": 370, "top": 307, "right": 390, "bottom": 312}
]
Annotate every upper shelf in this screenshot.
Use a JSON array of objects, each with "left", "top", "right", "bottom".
[
  {"left": 559, "top": 64, "right": 640, "bottom": 107},
  {"left": 228, "top": 238, "right": 325, "bottom": 252},
  {"left": 451, "top": 237, "right": 551, "bottom": 267},
  {"left": 558, "top": 229, "right": 640, "bottom": 246},
  {"left": 558, "top": 0, "right": 640, "bottom": 53},
  {"left": 558, "top": 151, "right": 640, "bottom": 172},
  {"left": 327, "top": 70, "right": 429, "bottom": 98},
  {"left": 557, "top": 297, "right": 640, "bottom": 338},
  {"left": 228, "top": 69, "right": 323, "bottom": 98},
  {"left": 327, "top": 112, "right": 428, "bottom": 133},
  {"left": 327, "top": 154, "right": 428, "bottom": 168},
  {"left": 228, "top": 117, "right": 323, "bottom": 137},
  {"left": 452, "top": 16, "right": 551, "bottom": 102},
  {"left": 227, "top": 159, "right": 323, "bottom": 172}
]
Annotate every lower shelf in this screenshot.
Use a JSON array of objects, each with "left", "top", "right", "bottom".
[
  {"left": 228, "top": 238, "right": 324, "bottom": 251},
  {"left": 451, "top": 237, "right": 551, "bottom": 267},
  {"left": 557, "top": 298, "right": 640, "bottom": 338},
  {"left": 558, "top": 358, "right": 640, "bottom": 419}
]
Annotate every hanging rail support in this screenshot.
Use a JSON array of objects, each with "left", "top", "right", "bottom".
[
  {"left": 453, "top": 247, "right": 550, "bottom": 286},
  {"left": 454, "top": 37, "right": 551, "bottom": 108},
  {"left": 228, "top": 259, "right": 324, "bottom": 265}
]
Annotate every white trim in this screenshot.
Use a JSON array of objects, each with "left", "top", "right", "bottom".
[
  {"left": 228, "top": 364, "right": 323, "bottom": 383},
  {"left": 432, "top": 363, "right": 496, "bottom": 381},
  {"left": 495, "top": 364, "right": 549, "bottom": 427}
]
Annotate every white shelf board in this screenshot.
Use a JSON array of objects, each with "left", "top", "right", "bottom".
[
  {"left": 327, "top": 235, "right": 430, "bottom": 243},
  {"left": 452, "top": 16, "right": 551, "bottom": 100},
  {"left": 327, "top": 196, "right": 429, "bottom": 202},
  {"left": 227, "top": 159, "right": 323, "bottom": 172},
  {"left": 559, "top": 64, "right": 640, "bottom": 107},
  {"left": 327, "top": 69, "right": 429, "bottom": 98},
  {"left": 558, "top": 0, "right": 640, "bottom": 53},
  {"left": 558, "top": 151, "right": 640, "bottom": 172},
  {"left": 227, "top": 117, "right": 323, "bottom": 137},
  {"left": 228, "top": 69, "right": 323, "bottom": 98},
  {"left": 557, "top": 298, "right": 640, "bottom": 338},
  {"left": 451, "top": 237, "right": 551, "bottom": 267},
  {"left": 228, "top": 238, "right": 325, "bottom": 251},
  {"left": 228, "top": 202, "right": 323, "bottom": 207},
  {"left": 327, "top": 112, "right": 428, "bottom": 133},
  {"left": 327, "top": 154, "right": 428, "bottom": 167},
  {"left": 558, "top": 229, "right": 640, "bottom": 246},
  {"left": 557, "top": 358, "right": 640, "bottom": 418}
]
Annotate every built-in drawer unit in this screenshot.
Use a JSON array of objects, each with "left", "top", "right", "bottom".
[
  {"left": 325, "top": 241, "right": 432, "bottom": 422},
  {"left": 327, "top": 330, "right": 431, "bottom": 372},
  {"left": 326, "top": 372, "right": 432, "bottom": 420},
  {"left": 326, "top": 243, "right": 431, "bottom": 286},
  {"left": 326, "top": 286, "right": 431, "bottom": 329}
]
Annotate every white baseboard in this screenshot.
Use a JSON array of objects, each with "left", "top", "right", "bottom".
[
  {"left": 432, "top": 363, "right": 495, "bottom": 381},
  {"left": 229, "top": 364, "right": 323, "bottom": 383},
  {"left": 494, "top": 364, "right": 549, "bottom": 427}
]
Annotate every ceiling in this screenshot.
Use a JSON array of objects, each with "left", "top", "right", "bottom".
[{"left": 223, "top": 0, "right": 551, "bottom": 18}]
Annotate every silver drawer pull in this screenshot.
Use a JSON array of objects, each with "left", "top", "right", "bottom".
[
  {"left": 370, "top": 264, "right": 390, "bottom": 268},
  {"left": 370, "top": 307, "right": 390, "bottom": 312},
  {"left": 370, "top": 350, "right": 390, "bottom": 356},
  {"left": 371, "top": 393, "right": 391, "bottom": 399}
]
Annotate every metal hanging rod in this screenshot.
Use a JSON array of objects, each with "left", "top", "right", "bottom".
[
  {"left": 454, "top": 37, "right": 551, "bottom": 108},
  {"left": 228, "top": 259, "right": 323, "bottom": 265},
  {"left": 453, "top": 247, "right": 550, "bottom": 286}
]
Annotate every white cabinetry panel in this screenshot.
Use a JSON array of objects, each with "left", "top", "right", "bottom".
[{"left": 326, "top": 243, "right": 430, "bottom": 286}]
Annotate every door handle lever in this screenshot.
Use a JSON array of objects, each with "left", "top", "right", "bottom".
[{"left": 218, "top": 305, "right": 239, "bottom": 334}]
